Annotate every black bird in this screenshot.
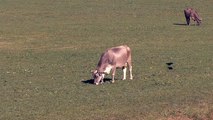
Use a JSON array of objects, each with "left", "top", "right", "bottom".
[
  {"left": 166, "top": 62, "right": 173, "bottom": 66},
  {"left": 166, "top": 62, "right": 174, "bottom": 70}
]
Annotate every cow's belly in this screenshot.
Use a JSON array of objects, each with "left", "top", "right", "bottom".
[{"left": 116, "top": 62, "right": 127, "bottom": 68}]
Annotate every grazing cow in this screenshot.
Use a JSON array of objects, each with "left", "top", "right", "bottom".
[
  {"left": 91, "top": 45, "right": 133, "bottom": 85},
  {"left": 184, "top": 8, "right": 202, "bottom": 25}
]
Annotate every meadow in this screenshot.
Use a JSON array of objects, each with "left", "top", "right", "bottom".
[{"left": 0, "top": 0, "right": 212, "bottom": 120}]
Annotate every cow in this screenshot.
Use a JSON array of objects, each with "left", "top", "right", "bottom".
[
  {"left": 184, "top": 8, "right": 202, "bottom": 25},
  {"left": 91, "top": 45, "right": 133, "bottom": 85}
]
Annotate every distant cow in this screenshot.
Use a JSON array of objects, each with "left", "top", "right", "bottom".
[
  {"left": 91, "top": 45, "right": 133, "bottom": 85},
  {"left": 184, "top": 8, "right": 202, "bottom": 25}
]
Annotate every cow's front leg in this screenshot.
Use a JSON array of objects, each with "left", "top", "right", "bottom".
[
  {"left": 100, "top": 74, "right": 105, "bottom": 84},
  {"left": 100, "top": 79, "right": 104, "bottom": 84},
  {"left": 111, "top": 68, "right": 116, "bottom": 83},
  {"left": 122, "top": 67, "right": 127, "bottom": 80}
]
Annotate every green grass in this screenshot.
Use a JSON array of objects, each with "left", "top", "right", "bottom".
[{"left": 0, "top": 0, "right": 213, "bottom": 120}]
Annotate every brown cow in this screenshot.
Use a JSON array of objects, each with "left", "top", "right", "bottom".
[
  {"left": 184, "top": 8, "right": 202, "bottom": 25},
  {"left": 91, "top": 45, "right": 133, "bottom": 85}
]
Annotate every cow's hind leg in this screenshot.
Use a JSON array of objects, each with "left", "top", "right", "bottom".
[
  {"left": 129, "top": 65, "right": 133, "bottom": 80},
  {"left": 186, "top": 18, "right": 190, "bottom": 25},
  {"left": 127, "top": 62, "right": 133, "bottom": 80},
  {"left": 122, "top": 66, "right": 127, "bottom": 80},
  {"left": 184, "top": 15, "right": 190, "bottom": 25},
  {"left": 184, "top": 11, "right": 190, "bottom": 25}
]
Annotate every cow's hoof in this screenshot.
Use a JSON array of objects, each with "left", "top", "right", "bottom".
[
  {"left": 95, "top": 83, "right": 99, "bottom": 85},
  {"left": 111, "top": 81, "right": 115, "bottom": 83}
]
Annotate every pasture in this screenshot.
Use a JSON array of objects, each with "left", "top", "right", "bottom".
[{"left": 0, "top": 0, "right": 212, "bottom": 119}]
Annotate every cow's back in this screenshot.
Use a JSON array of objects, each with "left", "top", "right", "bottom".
[
  {"left": 107, "top": 45, "right": 131, "bottom": 68},
  {"left": 184, "top": 8, "right": 201, "bottom": 20},
  {"left": 97, "top": 45, "right": 131, "bottom": 71}
]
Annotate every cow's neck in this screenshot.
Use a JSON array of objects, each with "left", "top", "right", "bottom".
[{"left": 97, "top": 64, "right": 112, "bottom": 74}]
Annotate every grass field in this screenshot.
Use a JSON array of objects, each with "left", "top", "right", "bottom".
[{"left": 0, "top": 0, "right": 213, "bottom": 120}]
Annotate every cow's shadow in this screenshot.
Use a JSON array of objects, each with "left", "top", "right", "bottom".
[
  {"left": 173, "top": 23, "right": 188, "bottom": 26},
  {"left": 173, "top": 23, "right": 199, "bottom": 26},
  {"left": 82, "top": 78, "right": 112, "bottom": 84}
]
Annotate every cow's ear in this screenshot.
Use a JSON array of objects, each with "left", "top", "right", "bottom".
[
  {"left": 91, "top": 70, "right": 97, "bottom": 73},
  {"left": 103, "top": 72, "right": 108, "bottom": 75}
]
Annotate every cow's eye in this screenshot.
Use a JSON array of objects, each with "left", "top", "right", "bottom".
[
  {"left": 95, "top": 73, "right": 99, "bottom": 77},
  {"left": 93, "top": 74, "right": 97, "bottom": 79}
]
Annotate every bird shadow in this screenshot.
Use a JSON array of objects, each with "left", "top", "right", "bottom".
[{"left": 81, "top": 78, "right": 112, "bottom": 84}]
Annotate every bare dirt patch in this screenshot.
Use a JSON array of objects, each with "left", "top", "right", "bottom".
[
  {"left": 0, "top": 41, "right": 13, "bottom": 49},
  {"left": 167, "top": 116, "right": 193, "bottom": 120},
  {"left": 167, "top": 111, "right": 213, "bottom": 120}
]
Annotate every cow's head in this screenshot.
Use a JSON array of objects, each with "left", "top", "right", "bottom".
[
  {"left": 192, "top": 11, "right": 202, "bottom": 25},
  {"left": 197, "top": 17, "right": 202, "bottom": 25},
  {"left": 91, "top": 70, "right": 105, "bottom": 85}
]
